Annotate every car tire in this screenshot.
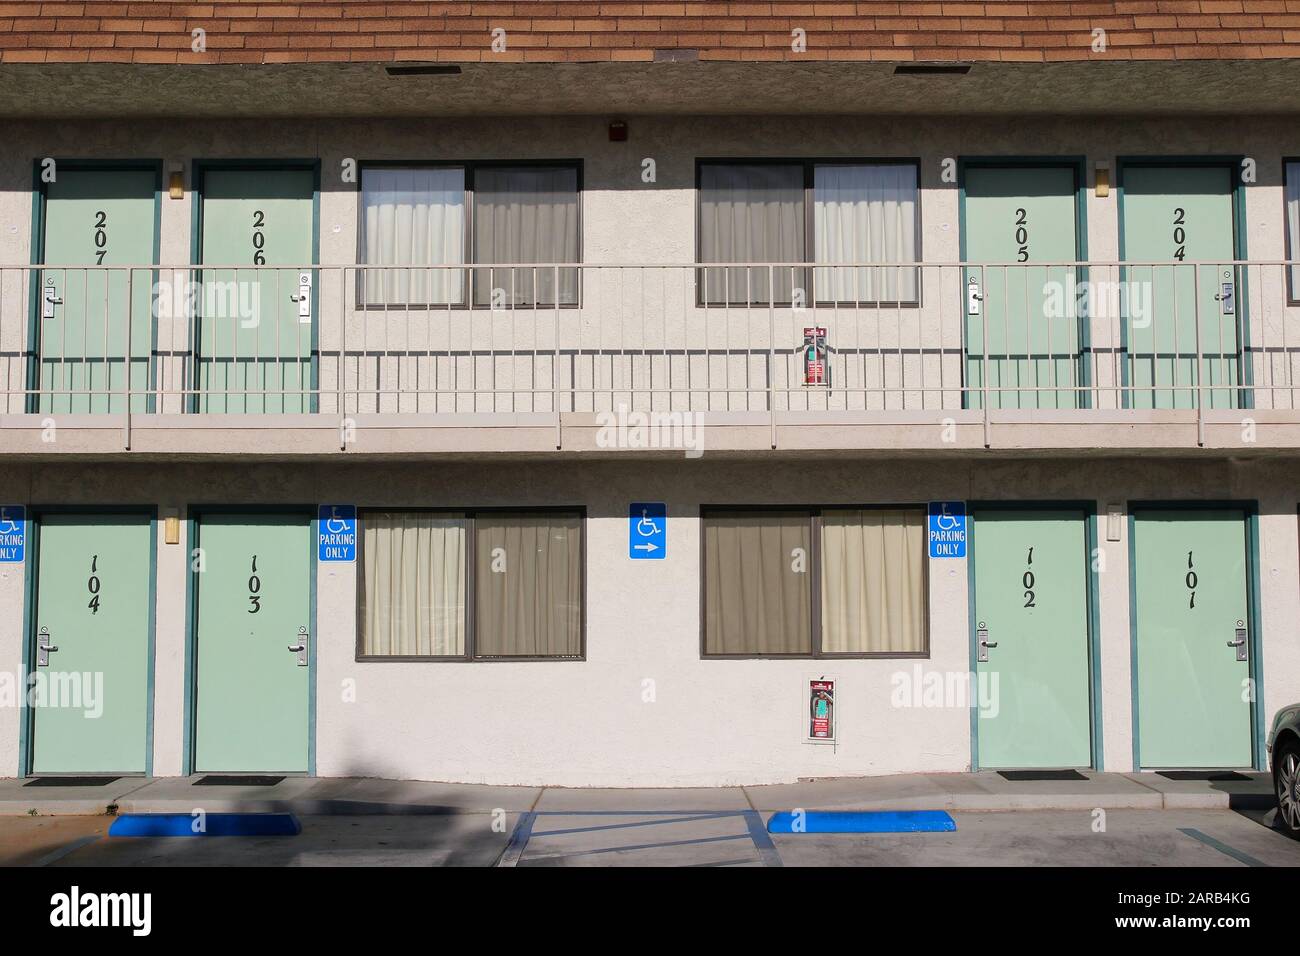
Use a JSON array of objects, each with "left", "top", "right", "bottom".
[{"left": 1275, "top": 739, "right": 1300, "bottom": 834}]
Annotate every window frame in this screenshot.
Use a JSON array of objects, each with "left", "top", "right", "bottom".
[
  {"left": 354, "top": 505, "right": 586, "bottom": 662},
  {"left": 699, "top": 503, "right": 931, "bottom": 660},
  {"left": 354, "top": 159, "right": 584, "bottom": 311},
  {"left": 694, "top": 157, "right": 924, "bottom": 309},
  {"left": 1284, "top": 158, "right": 1300, "bottom": 306}
]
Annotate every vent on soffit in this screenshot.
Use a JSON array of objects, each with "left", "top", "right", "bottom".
[
  {"left": 385, "top": 65, "right": 463, "bottom": 76},
  {"left": 893, "top": 64, "right": 972, "bottom": 76}
]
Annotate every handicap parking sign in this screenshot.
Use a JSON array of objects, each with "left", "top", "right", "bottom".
[
  {"left": 629, "top": 502, "right": 666, "bottom": 560},
  {"left": 0, "top": 506, "right": 23, "bottom": 563},
  {"left": 318, "top": 505, "right": 357, "bottom": 562},
  {"left": 928, "top": 501, "right": 967, "bottom": 558}
]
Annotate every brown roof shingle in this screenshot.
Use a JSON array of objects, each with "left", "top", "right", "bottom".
[{"left": 0, "top": 0, "right": 1291, "bottom": 63}]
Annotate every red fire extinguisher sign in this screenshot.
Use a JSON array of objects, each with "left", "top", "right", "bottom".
[{"left": 803, "top": 327, "right": 828, "bottom": 386}]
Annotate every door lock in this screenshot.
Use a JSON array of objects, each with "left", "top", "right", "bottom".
[
  {"left": 37, "top": 626, "right": 58, "bottom": 667},
  {"left": 290, "top": 272, "right": 312, "bottom": 324},
  {"left": 967, "top": 277, "right": 983, "bottom": 316},
  {"left": 977, "top": 623, "right": 996, "bottom": 662},
  {"left": 42, "top": 278, "right": 62, "bottom": 319},
  {"left": 1214, "top": 272, "right": 1235, "bottom": 316},
  {"left": 1227, "top": 621, "right": 1248, "bottom": 662},
  {"left": 287, "top": 625, "right": 308, "bottom": 666}
]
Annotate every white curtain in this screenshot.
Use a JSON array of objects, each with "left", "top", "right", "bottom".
[
  {"left": 814, "top": 164, "right": 919, "bottom": 302},
  {"left": 820, "top": 508, "right": 926, "bottom": 654},
  {"left": 360, "top": 512, "right": 467, "bottom": 656},
  {"left": 361, "top": 167, "right": 465, "bottom": 306},
  {"left": 1288, "top": 162, "right": 1300, "bottom": 296}
]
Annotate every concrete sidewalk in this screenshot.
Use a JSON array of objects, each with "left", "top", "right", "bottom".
[{"left": 0, "top": 770, "right": 1275, "bottom": 817}]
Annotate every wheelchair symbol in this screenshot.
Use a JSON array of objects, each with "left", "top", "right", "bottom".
[
  {"left": 325, "top": 507, "right": 351, "bottom": 535},
  {"left": 636, "top": 510, "right": 660, "bottom": 537},
  {"left": 934, "top": 505, "right": 960, "bottom": 532},
  {"left": 0, "top": 511, "right": 19, "bottom": 535}
]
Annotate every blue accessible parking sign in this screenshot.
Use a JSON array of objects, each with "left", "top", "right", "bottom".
[
  {"left": 318, "top": 505, "right": 357, "bottom": 562},
  {"left": 629, "top": 502, "right": 666, "bottom": 559},
  {"left": 0, "top": 506, "right": 24, "bottom": 563},
  {"left": 928, "top": 501, "right": 967, "bottom": 558}
]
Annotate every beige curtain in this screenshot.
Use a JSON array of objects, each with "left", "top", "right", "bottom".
[
  {"left": 472, "top": 166, "right": 580, "bottom": 306},
  {"left": 699, "top": 163, "right": 805, "bottom": 304},
  {"left": 820, "top": 508, "right": 926, "bottom": 654},
  {"left": 704, "top": 512, "right": 812, "bottom": 655},
  {"left": 360, "top": 512, "right": 467, "bottom": 656},
  {"left": 475, "top": 513, "right": 582, "bottom": 657}
]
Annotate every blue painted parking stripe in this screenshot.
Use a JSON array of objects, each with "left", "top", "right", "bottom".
[
  {"left": 767, "top": 810, "right": 956, "bottom": 834},
  {"left": 108, "top": 813, "right": 300, "bottom": 837}
]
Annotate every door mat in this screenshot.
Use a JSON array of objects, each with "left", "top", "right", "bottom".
[
  {"left": 1157, "top": 770, "right": 1252, "bottom": 782},
  {"left": 998, "top": 769, "right": 1089, "bottom": 782},
  {"left": 767, "top": 810, "right": 956, "bottom": 834},
  {"left": 109, "top": 813, "right": 300, "bottom": 837},
  {"left": 24, "top": 776, "right": 121, "bottom": 787},
  {"left": 193, "top": 775, "right": 286, "bottom": 787}
]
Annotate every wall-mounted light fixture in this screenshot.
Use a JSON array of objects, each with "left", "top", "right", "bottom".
[
  {"left": 164, "top": 509, "right": 180, "bottom": 545},
  {"left": 608, "top": 120, "right": 628, "bottom": 143},
  {"left": 1095, "top": 161, "right": 1110, "bottom": 198},
  {"left": 168, "top": 163, "right": 185, "bottom": 200},
  {"left": 1106, "top": 502, "right": 1123, "bottom": 542}
]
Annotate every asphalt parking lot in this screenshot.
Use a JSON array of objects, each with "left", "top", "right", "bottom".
[{"left": 3, "top": 805, "right": 1298, "bottom": 868}]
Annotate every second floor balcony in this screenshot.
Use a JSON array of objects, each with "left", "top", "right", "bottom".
[{"left": 3, "top": 260, "right": 1299, "bottom": 458}]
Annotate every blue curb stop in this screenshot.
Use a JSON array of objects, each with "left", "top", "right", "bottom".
[
  {"left": 108, "top": 813, "right": 301, "bottom": 837},
  {"left": 767, "top": 810, "right": 956, "bottom": 834}
]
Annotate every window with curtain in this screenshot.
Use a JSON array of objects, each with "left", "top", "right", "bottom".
[
  {"left": 702, "top": 507, "right": 928, "bottom": 658},
  {"left": 474, "top": 512, "right": 583, "bottom": 658},
  {"left": 359, "top": 166, "right": 466, "bottom": 306},
  {"left": 472, "top": 165, "right": 580, "bottom": 307},
  {"left": 357, "top": 509, "right": 583, "bottom": 660},
  {"left": 699, "top": 163, "right": 805, "bottom": 305},
  {"left": 814, "top": 164, "right": 919, "bottom": 303},
  {"left": 697, "top": 160, "right": 920, "bottom": 305},
  {"left": 703, "top": 511, "right": 812, "bottom": 655},
  {"left": 1287, "top": 161, "right": 1300, "bottom": 300},
  {"left": 359, "top": 511, "right": 468, "bottom": 657},
  {"left": 820, "top": 508, "right": 926, "bottom": 654}
]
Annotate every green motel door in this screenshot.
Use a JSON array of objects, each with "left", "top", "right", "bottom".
[
  {"left": 1121, "top": 164, "right": 1240, "bottom": 409},
  {"left": 196, "top": 167, "right": 315, "bottom": 413},
  {"left": 1132, "top": 509, "right": 1253, "bottom": 768},
  {"left": 30, "top": 513, "right": 153, "bottom": 774},
  {"left": 194, "top": 513, "right": 311, "bottom": 772},
  {"left": 963, "top": 164, "right": 1082, "bottom": 409},
  {"left": 37, "top": 166, "right": 157, "bottom": 414},
  {"left": 972, "top": 509, "right": 1093, "bottom": 768}
]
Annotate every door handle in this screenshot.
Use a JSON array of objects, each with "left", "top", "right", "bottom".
[
  {"left": 37, "top": 626, "right": 58, "bottom": 667},
  {"left": 1229, "top": 623, "right": 1248, "bottom": 662},
  {"left": 290, "top": 272, "right": 311, "bottom": 324},
  {"left": 42, "top": 278, "right": 62, "bottom": 319},
  {"left": 288, "top": 625, "right": 308, "bottom": 666},
  {"left": 967, "top": 277, "right": 983, "bottom": 316},
  {"left": 976, "top": 624, "right": 994, "bottom": 662}
]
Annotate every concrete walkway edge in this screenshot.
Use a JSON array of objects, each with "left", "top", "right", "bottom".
[{"left": 0, "top": 770, "right": 1276, "bottom": 817}]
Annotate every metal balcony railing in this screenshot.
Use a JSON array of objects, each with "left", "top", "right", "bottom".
[{"left": 2, "top": 261, "right": 1298, "bottom": 434}]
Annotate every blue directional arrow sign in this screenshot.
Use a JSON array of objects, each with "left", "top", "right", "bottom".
[{"left": 629, "top": 502, "right": 666, "bottom": 560}]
